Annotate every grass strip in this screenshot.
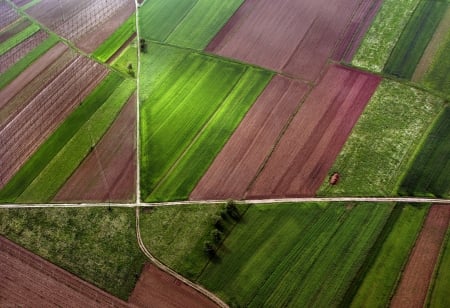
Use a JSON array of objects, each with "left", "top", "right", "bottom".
[
  {"left": 428, "top": 224, "right": 450, "bottom": 308},
  {"left": 0, "top": 23, "right": 40, "bottom": 55}
]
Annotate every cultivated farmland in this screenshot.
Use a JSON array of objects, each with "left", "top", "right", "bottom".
[{"left": 429, "top": 224, "right": 450, "bottom": 307}]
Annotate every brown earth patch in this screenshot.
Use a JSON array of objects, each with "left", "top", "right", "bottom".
[
  {"left": 247, "top": 64, "right": 381, "bottom": 199},
  {"left": 0, "top": 18, "right": 31, "bottom": 43},
  {"left": 0, "top": 1, "right": 20, "bottom": 30},
  {"left": 390, "top": 205, "right": 450, "bottom": 308},
  {"left": 54, "top": 94, "right": 136, "bottom": 203},
  {"left": 0, "top": 236, "right": 129, "bottom": 307},
  {"left": 190, "top": 75, "right": 309, "bottom": 200},
  {"left": 129, "top": 263, "right": 217, "bottom": 308},
  {"left": 11, "top": 0, "right": 32, "bottom": 6},
  {"left": 206, "top": 0, "right": 366, "bottom": 82}
]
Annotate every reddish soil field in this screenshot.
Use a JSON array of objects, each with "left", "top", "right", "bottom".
[
  {"left": 391, "top": 205, "right": 450, "bottom": 308},
  {"left": 11, "top": 0, "right": 32, "bottom": 6},
  {"left": 190, "top": 75, "right": 309, "bottom": 200},
  {"left": 0, "top": 56, "right": 107, "bottom": 189},
  {"left": 54, "top": 94, "right": 136, "bottom": 203},
  {"left": 0, "top": 1, "right": 19, "bottom": 30},
  {"left": 27, "top": 0, "right": 134, "bottom": 53},
  {"left": 0, "top": 18, "right": 31, "bottom": 43},
  {"left": 129, "top": 263, "right": 217, "bottom": 308},
  {"left": 206, "top": 0, "right": 372, "bottom": 82},
  {"left": 0, "top": 236, "right": 129, "bottom": 307},
  {"left": 0, "top": 30, "right": 49, "bottom": 74},
  {"left": 247, "top": 65, "right": 380, "bottom": 199}
]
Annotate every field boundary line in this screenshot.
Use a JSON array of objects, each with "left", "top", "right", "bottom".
[
  {"left": 135, "top": 0, "right": 141, "bottom": 203},
  {"left": 134, "top": 207, "right": 228, "bottom": 308}
]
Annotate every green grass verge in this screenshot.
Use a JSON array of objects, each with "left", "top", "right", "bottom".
[
  {"left": 349, "top": 204, "right": 429, "bottom": 308},
  {"left": 399, "top": 107, "right": 450, "bottom": 198},
  {"left": 21, "top": 0, "right": 41, "bottom": 10},
  {"left": 92, "top": 13, "right": 135, "bottom": 62},
  {"left": 0, "top": 208, "right": 146, "bottom": 300},
  {"left": 352, "top": 0, "right": 421, "bottom": 72},
  {"left": 111, "top": 45, "right": 137, "bottom": 76},
  {"left": 198, "top": 202, "right": 393, "bottom": 307},
  {"left": 428, "top": 225, "right": 450, "bottom": 308},
  {"left": 15, "top": 79, "right": 136, "bottom": 203},
  {"left": 139, "top": 204, "right": 226, "bottom": 279},
  {"left": 384, "top": 0, "right": 447, "bottom": 79},
  {"left": 0, "top": 23, "right": 40, "bottom": 55},
  {"left": 139, "top": 0, "right": 244, "bottom": 49},
  {"left": 317, "top": 79, "right": 443, "bottom": 197},
  {"left": 0, "top": 73, "right": 124, "bottom": 202},
  {"left": 140, "top": 43, "right": 269, "bottom": 201},
  {"left": 147, "top": 66, "right": 272, "bottom": 201},
  {"left": 0, "top": 34, "right": 58, "bottom": 89}
]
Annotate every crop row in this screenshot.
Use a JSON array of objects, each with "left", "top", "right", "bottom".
[
  {"left": 0, "top": 1, "right": 19, "bottom": 29},
  {"left": 0, "top": 23, "right": 40, "bottom": 56}
]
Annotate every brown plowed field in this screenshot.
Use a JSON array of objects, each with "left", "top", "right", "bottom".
[
  {"left": 247, "top": 65, "right": 380, "bottom": 198},
  {"left": 12, "top": 0, "right": 32, "bottom": 6},
  {"left": 390, "top": 205, "right": 450, "bottom": 308},
  {"left": 0, "top": 18, "right": 31, "bottom": 43},
  {"left": 0, "top": 1, "right": 19, "bottom": 30},
  {"left": 206, "top": 0, "right": 368, "bottom": 81},
  {"left": 0, "top": 56, "right": 107, "bottom": 189},
  {"left": 27, "top": 0, "right": 134, "bottom": 53},
  {"left": 129, "top": 263, "right": 217, "bottom": 308},
  {"left": 0, "top": 236, "right": 130, "bottom": 307},
  {"left": 190, "top": 75, "right": 309, "bottom": 200},
  {"left": 0, "top": 44, "right": 73, "bottom": 128},
  {"left": 54, "top": 94, "right": 136, "bottom": 203}
]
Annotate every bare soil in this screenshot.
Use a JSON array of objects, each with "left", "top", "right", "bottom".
[
  {"left": 129, "top": 263, "right": 218, "bottom": 308},
  {"left": 54, "top": 94, "right": 136, "bottom": 203},
  {"left": 247, "top": 65, "right": 380, "bottom": 198},
  {"left": 206, "top": 0, "right": 365, "bottom": 82},
  {"left": 0, "top": 236, "right": 129, "bottom": 307},
  {"left": 190, "top": 75, "right": 309, "bottom": 200},
  {"left": 391, "top": 205, "right": 450, "bottom": 308},
  {"left": 0, "top": 1, "right": 19, "bottom": 30},
  {"left": 12, "top": 0, "right": 32, "bottom": 6},
  {"left": 0, "top": 18, "right": 31, "bottom": 43}
]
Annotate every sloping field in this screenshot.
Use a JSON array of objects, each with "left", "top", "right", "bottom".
[
  {"left": 207, "top": 0, "right": 377, "bottom": 81},
  {"left": 129, "top": 263, "right": 217, "bottom": 308},
  {"left": 318, "top": 80, "right": 444, "bottom": 196},
  {"left": 139, "top": 0, "right": 244, "bottom": 49},
  {"left": 190, "top": 75, "right": 308, "bottom": 200},
  {"left": 384, "top": 0, "right": 447, "bottom": 79},
  {"left": 247, "top": 65, "right": 380, "bottom": 199},
  {"left": 54, "top": 94, "right": 136, "bottom": 203},
  {"left": 0, "top": 56, "right": 107, "bottom": 190},
  {"left": 0, "top": 236, "right": 129, "bottom": 307},
  {"left": 27, "top": 0, "right": 134, "bottom": 53},
  {"left": 0, "top": 18, "right": 31, "bottom": 43},
  {"left": 399, "top": 107, "right": 450, "bottom": 198},
  {"left": 391, "top": 205, "right": 450, "bottom": 308},
  {"left": 429, "top": 224, "right": 450, "bottom": 307},
  {"left": 140, "top": 43, "right": 272, "bottom": 201},
  {"left": 198, "top": 202, "right": 392, "bottom": 307},
  {"left": 0, "top": 23, "right": 39, "bottom": 55},
  {"left": 0, "top": 1, "right": 20, "bottom": 29}
]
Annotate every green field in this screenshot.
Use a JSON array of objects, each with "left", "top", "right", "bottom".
[
  {"left": 399, "top": 107, "right": 450, "bottom": 198},
  {"left": 352, "top": 0, "right": 421, "bottom": 72},
  {"left": 139, "top": 0, "right": 244, "bottom": 49},
  {"left": 140, "top": 43, "right": 271, "bottom": 201},
  {"left": 197, "top": 202, "right": 392, "bottom": 307},
  {"left": 0, "top": 73, "right": 128, "bottom": 202},
  {"left": 349, "top": 204, "right": 429, "bottom": 307},
  {"left": 428, "top": 225, "right": 450, "bottom": 308},
  {"left": 384, "top": 0, "right": 447, "bottom": 79},
  {"left": 0, "top": 34, "right": 58, "bottom": 89},
  {"left": 0, "top": 23, "right": 40, "bottom": 56},
  {"left": 92, "top": 14, "right": 135, "bottom": 63},
  {"left": 318, "top": 80, "right": 443, "bottom": 197},
  {"left": 111, "top": 45, "right": 137, "bottom": 76},
  {"left": 0, "top": 208, "right": 146, "bottom": 299}
]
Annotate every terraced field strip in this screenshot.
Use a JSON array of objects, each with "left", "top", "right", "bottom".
[
  {"left": 349, "top": 204, "right": 429, "bottom": 307},
  {"left": 384, "top": 0, "right": 447, "bottom": 79},
  {"left": 139, "top": 0, "right": 244, "bottom": 49},
  {"left": 140, "top": 43, "right": 271, "bottom": 201},
  {"left": 318, "top": 80, "right": 444, "bottom": 197},
  {"left": 0, "top": 73, "right": 123, "bottom": 202},
  {"left": 54, "top": 94, "right": 136, "bottom": 203},
  {"left": 190, "top": 75, "right": 308, "bottom": 201},
  {"left": 198, "top": 202, "right": 392, "bottom": 307},
  {"left": 15, "top": 79, "right": 135, "bottom": 203},
  {"left": 352, "top": 0, "right": 421, "bottom": 72},
  {"left": 0, "top": 236, "right": 129, "bottom": 307},
  {"left": 0, "top": 23, "right": 39, "bottom": 55},
  {"left": 248, "top": 65, "right": 380, "bottom": 199},
  {"left": 0, "top": 18, "right": 31, "bottom": 43},
  {"left": 207, "top": 0, "right": 369, "bottom": 81},
  {"left": 391, "top": 205, "right": 450, "bottom": 308},
  {"left": 399, "top": 107, "right": 450, "bottom": 198},
  {"left": 0, "top": 56, "right": 107, "bottom": 191}
]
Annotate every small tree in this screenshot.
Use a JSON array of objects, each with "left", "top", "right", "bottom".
[
  {"left": 139, "top": 38, "right": 146, "bottom": 53},
  {"left": 226, "top": 200, "right": 241, "bottom": 221},
  {"left": 214, "top": 217, "right": 225, "bottom": 232},
  {"left": 204, "top": 241, "right": 216, "bottom": 259},
  {"left": 211, "top": 229, "right": 223, "bottom": 244}
]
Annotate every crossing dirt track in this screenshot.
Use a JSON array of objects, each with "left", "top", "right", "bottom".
[
  {"left": 0, "top": 236, "right": 129, "bottom": 307},
  {"left": 206, "top": 0, "right": 382, "bottom": 81}
]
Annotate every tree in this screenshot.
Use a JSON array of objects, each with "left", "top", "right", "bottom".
[
  {"left": 226, "top": 200, "right": 241, "bottom": 221},
  {"left": 204, "top": 241, "right": 216, "bottom": 259},
  {"left": 211, "top": 229, "right": 223, "bottom": 244},
  {"left": 139, "top": 38, "right": 146, "bottom": 53}
]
